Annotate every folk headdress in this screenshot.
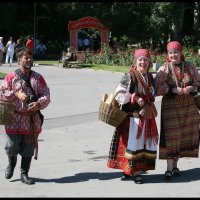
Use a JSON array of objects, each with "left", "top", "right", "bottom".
[
  {"left": 134, "top": 48, "right": 150, "bottom": 61},
  {"left": 166, "top": 41, "right": 185, "bottom": 62},
  {"left": 167, "top": 41, "right": 183, "bottom": 52},
  {"left": 130, "top": 49, "right": 151, "bottom": 72}
]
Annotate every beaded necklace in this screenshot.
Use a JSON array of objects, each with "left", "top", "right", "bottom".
[
  {"left": 170, "top": 61, "right": 190, "bottom": 104},
  {"left": 171, "top": 61, "right": 185, "bottom": 88},
  {"left": 136, "top": 69, "right": 152, "bottom": 96}
]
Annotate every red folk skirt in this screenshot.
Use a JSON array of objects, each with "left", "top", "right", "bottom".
[{"left": 107, "top": 116, "right": 156, "bottom": 175}]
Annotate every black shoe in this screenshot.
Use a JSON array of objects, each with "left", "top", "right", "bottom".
[
  {"left": 120, "top": 172, "right": 131, "bottom": 181},
  {"left": 21, "top": 173, "right": 35, "bottom": 185},
  {"left": 5, "top": 157, "right": 17, "bottom": 179},
  {"left": 20, "top": 157, "right": 34, "bottom": 185},
  {"left": 5, "top": 167, "right": 14, "bottom": 179},
  {"left": 172, "top": 167, "right": 180, "bottom": 176},
  {"left": 134, "top": 175, "right": 144, "bottom": 184},
  {"left": 164, "top": 170, "right": 172, "bottom": 180}
]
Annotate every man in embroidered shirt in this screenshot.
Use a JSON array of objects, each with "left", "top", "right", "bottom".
[{"left": 0, "top": 47, "right": 50, "bottom": 185}]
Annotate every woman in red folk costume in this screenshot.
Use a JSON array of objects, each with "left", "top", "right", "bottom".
[
  {"left": 155, "top": 41, "right": 200, "bottom": 179},
  {"left": 107, "top": 49, "right": 158, "bottom": 184}
]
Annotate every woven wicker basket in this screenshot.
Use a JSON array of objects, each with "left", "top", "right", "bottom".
[
  {"left": 99, "top": 91, "right": 128, "bottom": 127},
  {"left": 0, "top": 101, "right": 15, "bottom": 125}
]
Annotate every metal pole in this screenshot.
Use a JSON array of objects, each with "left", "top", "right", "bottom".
[{"left": 33, "top": 3, "right": 36, "bottom": 54}]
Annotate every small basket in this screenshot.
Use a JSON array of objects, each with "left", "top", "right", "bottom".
[
  {"left": 0, "top": 101, "right": 15, "bottom": 125},
  {"left": 98, "top": 91, "right": 128, "bottom": 127}
]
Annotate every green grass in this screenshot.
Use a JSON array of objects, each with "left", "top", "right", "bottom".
[
  {"left": 34, "top": 60, "right": 58, "bottom": 65},
  {"left": 34, "top": 60, "right": 156, "bottom": 73},
  {"left": 88, "top": 64, "right": 130, "bottom": 73},
  {"left": 89, "top": 64, "right": 155, "bottom": 73},
  {"left": 0, "top": 72, "right": 7, "bottom": 79}
]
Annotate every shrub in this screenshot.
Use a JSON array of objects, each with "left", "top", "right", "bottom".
[{"left": 86, "top": 45, "right": 200, "bottom": 69}]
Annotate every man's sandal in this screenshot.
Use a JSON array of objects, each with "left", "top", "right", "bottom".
[
  {"left": 164, "top": 170, "right": 172, "bottom": 180},
  {"left": 172, "top": 167, "right": 180, "bottom": 176},
  {"left": 134, "top": 174, "right": 144, "bottom": 184}
]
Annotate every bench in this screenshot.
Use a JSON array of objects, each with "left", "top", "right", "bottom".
[
  {"left": 67, "top": 51, "right": 87, "bottom": 68},
  {"left": 58, "top": 51, "right": 92, "bottom": 68}
]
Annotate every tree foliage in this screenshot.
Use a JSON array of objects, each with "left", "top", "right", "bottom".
[{"left": 0, "top": 2, "right": 199, "bottom": 54}]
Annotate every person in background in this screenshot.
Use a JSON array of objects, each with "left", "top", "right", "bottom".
[
  {"left": 5, "top": 36, "right": 15, "bottom": 67},
  {"left": 26, "top": 35, "right": 34, "bottom": 53},
  {"left": 62, "top": 47, "right": 77, "bottom": 68},
  {"left": 107, "top": 49, "right": 158, "bottom": 184},
  {"left": 83, "top": 35, "right": 90, "bottom": 51},
  {"left": 14, "top": 38, "right": 25, "bottom": 60},
  {"left": 155, "top": 41, "right": 200, "bottom": 179},
  {"left": 92, "top": 33, "right": 100, "bottom": 52},
  {"left": 15, "top": 39, "right": 25, "bottom": 53},
  {"left": 0, "top": 37, "right": 4, "bottom": 65},
  {"left": 0, "top": 47, "right": 50, "bottom": 185},
  {"left": 36, "top": 41, "right": 47, "bottom": 58}
]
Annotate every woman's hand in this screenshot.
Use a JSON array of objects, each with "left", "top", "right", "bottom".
[
  {"left": 183, "top": 86, "right": 194, "bottom": 95},
  {"left": 132, "top": 94, "right": 144, "bottom": 107},
  {"left": 172, "top": 87, "right": 183, "bottom": 95},
  {"left": 137, "top": 97, "right": 145, "bottom": 107}
]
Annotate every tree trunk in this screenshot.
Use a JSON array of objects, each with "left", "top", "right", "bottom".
[{"left": 171, "top": 3, "right": 185, "bottom": 42}]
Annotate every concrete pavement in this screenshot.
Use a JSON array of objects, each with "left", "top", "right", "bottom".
[{"left": 0, "top": 64, "right": 199, "bottom": 197}]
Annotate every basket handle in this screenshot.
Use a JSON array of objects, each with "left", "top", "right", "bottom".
[{"left": 110, "top": 90, "right": 127, "bottom": 108}]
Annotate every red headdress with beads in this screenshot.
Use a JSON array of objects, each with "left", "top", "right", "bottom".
[
  {"left": 167, "top": 41, "right": 183, "bottom": 52},
  {"left": 130, "top": 49, "right": 152, "bottom": 72},
  {"left": 134, "top": 49, "right": 150, "bottom": 61},
  {"left": 166, "top": 41, "right": 185, "bottom": 62}
]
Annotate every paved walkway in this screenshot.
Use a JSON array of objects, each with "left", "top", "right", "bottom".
[{"left": 0, "top": 64, "right": 199, "bottom": 197}]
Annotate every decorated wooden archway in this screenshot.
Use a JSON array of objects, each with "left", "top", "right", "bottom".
[{"left": 68, "top": 17, "right": 109, "bottom": 50}]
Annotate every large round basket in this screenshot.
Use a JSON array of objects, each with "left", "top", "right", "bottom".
[
  {"left": 0, "top": 101, "right": 15, "bottom": 125},
  {"left": 98, "top": 91, "right": 128, "bottom": 127}
]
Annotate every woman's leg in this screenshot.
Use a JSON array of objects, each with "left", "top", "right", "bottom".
[
  {"left": 164, "top": 159, "right": 173, "bottom": 179},
  {"left": 173, "top": 158, "right": 178, "bottom": 168},
  {"left": 167, "top": 159, "right": 173, "bottom": 171},
  {"left": 5, "top": 52, "right": 9, "bottom": 64},
  {"left": 172, "top": 158, "right": 180, "bottom": 176},
  {"left": 10, "top": 51, "right": 14, "bottom": 64},
  {"left": 0, "top": 50, "right": 3, "bottom": 64},
  {"left": 133, "top": 171, "right": 143, "bottom": 184}
]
